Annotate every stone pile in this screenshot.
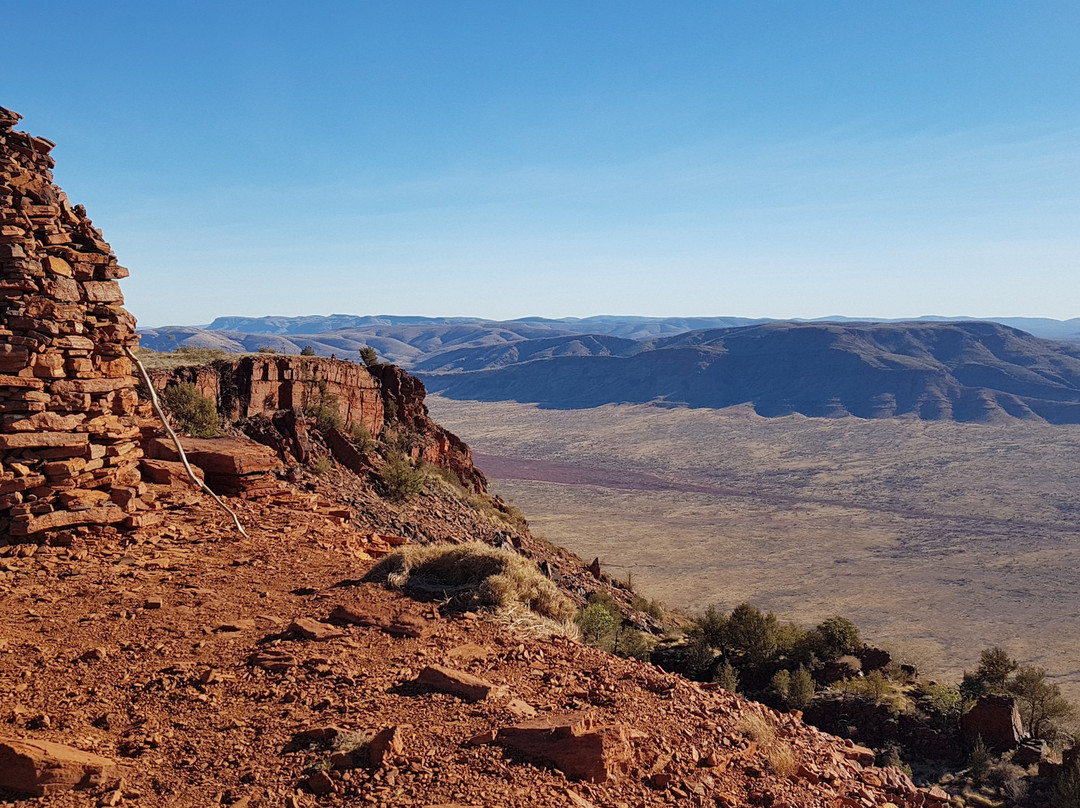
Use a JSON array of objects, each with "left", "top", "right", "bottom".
[{"left": 0, "top": 107, "right": 143, "bottom": 537}]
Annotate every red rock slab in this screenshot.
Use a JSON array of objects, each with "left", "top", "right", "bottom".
[
  {"left": 495, "top": 712, "right": 633, "bottom": 783},
  {"left": 330, "top": 604, "right": 434, "bottom": 638},
  {"left": 288, "top": 617, "right": 345, "bottom": 641},
  {"left": 415, "top": 664, "right": 507, "bottom": 702},
  {"left": 144, "top": 436, "right": 280, "bottom": 476},
  {"left": 140, "top": 458, "right": 204, "bottom": 486},
  {"left": 0, "top": 737, "right": 117, "bottom": 796}
]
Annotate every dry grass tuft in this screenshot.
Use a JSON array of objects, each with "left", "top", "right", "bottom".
[
  {"left": 364, "top": 542, "right": 575, "bottom": 622},
  {"left": 489, "top": 602, "right": 581, "bottom": 642},
  {"left": 767, "top": 742, "right": 797, "bottom": 777},
  {"left": 736, "top": 711, "right": 776, "bottom": 744}
]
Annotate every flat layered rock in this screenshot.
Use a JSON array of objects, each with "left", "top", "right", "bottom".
[
  {"left": 144, "top": 436, "right": 280, "bottom": 476},
  {"left": 289, "top": 617, "right": 345, "bottom": 641},
  {"left": 140, "top": 458, "right": 204, "bottom": 486},
  {"left": 416, "top": 664, "right": 507, "bottom": 702},
  {"left": 0, "top": 737, "right": 117, "bottom": 796},
  {"left": 495, "top": 712, "right": 632, "bottom": 783}
]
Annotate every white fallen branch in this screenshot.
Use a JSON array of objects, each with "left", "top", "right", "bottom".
[{"left": 124, "top": 345, "right": 249, "bottom": 538}]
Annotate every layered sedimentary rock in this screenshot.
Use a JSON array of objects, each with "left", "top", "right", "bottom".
[
  {"left": 0, "top": 107, "right": 143, "bottom": 537},
  {"left": 151, "top": 356, "right": 487, "bottom": 493}
]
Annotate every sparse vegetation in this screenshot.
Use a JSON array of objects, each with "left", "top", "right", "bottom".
[
  {"left": 160, "top": 382, "right": 221, "bottom": 438},
  {"left": 767, "top": 743, "right": 797, "bottom": 777},
  {"left": 364, "top": 542, "right": 575, "bottom": 622},
  {"left": 577, "top": 602, "right": 618, "bottom": 647},
  {"left": 1051, "top": 761, "right": 1080, "bottom": 808},
  {"left": 350, "top": 422, "right": 374, "bottom": 451},
  {"left": 312, "top": 456, "right": 331, "bottom": 476},
  {"left": 379, "top": 452, "right": 425, "bottom": 501},
  {"left": 138, "top": 346, "right": 229, "bottom": 371},
  {"left": 736, "top": 712, "right": 775, "bottom": 744},
  {"left": 304, "top": 379, "right": 344, "bottom": 432},
  {"left": 632, "top": 595, "right": 666, "bottom": 622}
]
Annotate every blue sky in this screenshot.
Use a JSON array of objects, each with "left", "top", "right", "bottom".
[{"left": 4, "top": 2, "right": 1079, "bottom": 327}]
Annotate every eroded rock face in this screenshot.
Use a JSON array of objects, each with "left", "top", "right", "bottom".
[
  {"left": 151, "top": 355, "right": 488, "bottom": 493},
  {"left": 0, "top": 736, "right": 117, "bottom": 796},
  {"left": 0, "top": 107, "right": 144, "bottom": 537}
]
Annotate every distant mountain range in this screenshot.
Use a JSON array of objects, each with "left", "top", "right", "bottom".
[{"left": 138, "top": 315, "right": 1080, "bottom": 423}]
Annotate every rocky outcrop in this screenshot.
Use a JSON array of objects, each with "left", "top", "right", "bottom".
[
  {"left": 150, "top": 355, "right": 487, "bottom": 493},
  {"left": 0, "top": 107, "right": 145, "bottom": 537},
  {"left": 151, "top": 355, "right": 384, "bottom": 439}
]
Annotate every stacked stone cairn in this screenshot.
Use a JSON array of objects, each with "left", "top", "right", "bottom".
[{"left": 0, "top": 106, "right": 144, "bottom": 538}]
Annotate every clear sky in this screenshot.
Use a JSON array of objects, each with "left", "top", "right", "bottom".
[{"left": 4, "top": 2, "right": 1079, "bottom": 327}]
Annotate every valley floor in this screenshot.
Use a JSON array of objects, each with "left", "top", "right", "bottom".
[{"left": 428, "top": 397, "right": 1080, "bottom": 701}]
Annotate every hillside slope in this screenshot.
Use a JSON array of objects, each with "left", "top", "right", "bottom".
[{"left": 422, "top": 321, "right": 1080, "bottom": 423}]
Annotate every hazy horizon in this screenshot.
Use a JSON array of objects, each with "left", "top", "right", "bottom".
[{"left": 139, "top": 310, "right": 1080, "bottom": 331}]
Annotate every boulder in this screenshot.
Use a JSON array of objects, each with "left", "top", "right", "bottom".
[
  {"left": 961, "top": 695, "right": 1024, "bottom": 752},
  {"left": 495, "top": 711, "right": 632, "bottom": 783},
  {"left": 0, "top": 737, "right": 117, "bottom": 796}
]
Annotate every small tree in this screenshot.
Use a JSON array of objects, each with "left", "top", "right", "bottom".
[
  {"left": 727, "top": 603, "right": 778, "bottom": 663},
  {"left": 695, "top": 604, "right": 728, "bottom": 654},
  {"left": 968, "top": 735, "right": 991, "bottom": 784},
  {"left": 716, "top": 660, "right": 740, "bottom": 693},
  {"left": 788, "top": 665, "right": 815, "bottom": 710},
  {"left": 815, "top": 616, "right": 862, "bottom": 659},
  {"left": 379, "top": 452, "right": 425, "bottom": 501},
  {"left": 975, "top": 647, "right": 1017, "bottom": 693},
  {"left": 772, "top": 669, "right": 792, "bottom": 704},
  {"left": 577, "top": 603, "right": 618, "bottom": 647},
  {"left": 359, "top": 346, "right": 378, "bottom": 367},
  {"left": 300, "top": 345, "right": 316, "bottom": 356},
  {"left": 1008, "top": 665, "right": 1076, "bottom": 740}
]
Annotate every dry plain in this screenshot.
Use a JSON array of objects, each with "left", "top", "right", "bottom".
[{"left": 427, "top": 396, "right": 1080, "bottom": 699}]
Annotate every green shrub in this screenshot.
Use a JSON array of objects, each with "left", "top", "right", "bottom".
[
  {"left": 359, "top": 346, "right": 379, "bottom": 367},
  {"left": 304, "top": 380, "right": 344, "bottom": 432},
  {"left": 578, "top": 603, "right": 618, "bottom": 648},
  {"left": 161, "top": 383, "right": 221, "bottom": 438},
  {"left": 615, "top": 627, "right": 652, "bottom": 661},
  {"left": 257, "top": 346, "right": 278, "bottom": 354},
  {"left": 350, "top": 422, "right": 374, "bottom": 451},
  {"left": 968, "top": 735, "right": 992, "bottom": 784},
  {"left": 716, "top": 660, "right": 740, "bottom": 693},
  {"left": 379, "top": 452, "right": 425, "bottom": 501},
  {"left": 587, "top": 589, "right": 621, "bottom": 617},
  {"left": 300, "top": 346, "right": 316, "bottom": 356},
  {"left": 633, "top": 595, "right": 666, "bottom": 621},
  {"left": 312, "top": 457, "right": 331, "bottom": 476}
]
